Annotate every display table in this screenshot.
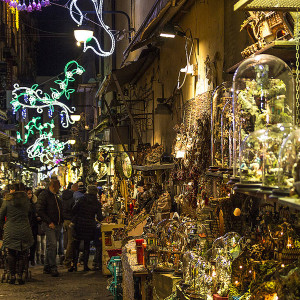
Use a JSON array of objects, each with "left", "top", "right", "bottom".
[
  {"left": 153, "top": 272, "right": 181, "bottom": 299},
  {"left": 101, "top": 223, "right": 124, "bottom": 275},
  {"left": 122, "top": 239, "right": 148, "bottom": 300}
]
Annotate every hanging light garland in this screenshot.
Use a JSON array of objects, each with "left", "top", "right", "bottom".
[
  {"left": 16, "top": 116, "right": 68, "bottom": 164},
  {"left": 69, "top": 0, "right": 115, "bottom": 57},
  {"left": 11, "top": 60, "right": 85, "bottom": 128},
  {"left": 2, "top": 0, "right": 50, "bottom": 12}
]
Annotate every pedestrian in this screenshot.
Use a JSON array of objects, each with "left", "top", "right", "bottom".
[
  {"left": 62, "top": 183, "right": 77, "bottom": 268},
  {"left": 36, "top": 179, "right": 63, "bottom": 277},
  {"left": 34, "top": 188, "right": 45, "bottom": 265},
  {"left": 26, "top": 187, "right": 38, "bottom": 266},
  {"left": 0, "top": 182, "right": 34, "bottom": 284},
  {"left": 73, "top": 181, "right": 85, "bottom": 203},
  {"left": 69, "top": 185, "right": 102, "bottom": 272}
]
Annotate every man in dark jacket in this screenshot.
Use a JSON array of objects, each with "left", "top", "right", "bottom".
[
  {"left": 36, "top": 179, "right": 63, "bottom": 277},
  {"left": 69, "top": 185, "right": 102, "bottom": 272},
  {"left": 62, "top": 183, "right": 76, "bottom": 268}
]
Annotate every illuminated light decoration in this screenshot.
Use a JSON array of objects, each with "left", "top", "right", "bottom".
[
  {"left": 2, "top": 0, "right": 49, "bottom": 11},
  {"left": 69, "top": 0, "right": 115, "bottom": 57},
  {"left": 21, "top": 108, "right": 27, "bottom": 119},
  {"left": 11, "top": 61, "right": 85, "bottom": 128},
  {"left": 48, "top": 107, "right": 53, "bottom": 118},
  {"left": 26, "top": 134, "right": 68, "bottom": 164}
]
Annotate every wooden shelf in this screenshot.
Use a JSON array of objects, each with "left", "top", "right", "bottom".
[
  {"left": 227, "top": 40, "right": 297, "bottom": 74},
  {"left": 132, "top": 163, "right": 175, "bottom": 171}
]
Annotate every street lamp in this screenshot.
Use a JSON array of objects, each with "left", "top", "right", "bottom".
[
  {"left": 68, "top": 139, "right": 76, "bottom": 145},
  {"left": 70, "top": 114, "right": 81, "bottom": 122},
  {"left": 74, "top": 27, "right": 94, "bottom": 46}
]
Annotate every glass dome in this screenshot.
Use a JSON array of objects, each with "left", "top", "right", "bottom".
[
  {"left": 239, "top": 124, "right": 296, "bottom": 188},
  {"left": 233, "top": 54, "right": 295, "bottom": 177},
  {"left": 278, "top": 129, "right": 300, "bottom": 194},
  {"left": 239, "top": 129, "right": 266, "bottom": 185},
  {"left": 210, "top": 82, "right": 233, "bottom": 171}
]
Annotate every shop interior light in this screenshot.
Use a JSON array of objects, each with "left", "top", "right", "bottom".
[
  {"left": 160, "top": 23, "right": 176, "bottom": 38},
  {"left": 180, "top": 64, "right": 193, "bottom": 74},
  {"left": 74, "top": 28, "right": 94, "bottom": 44},
  {"left": 70, "top": 114, "right": 81, "bottom": 122},
  {"left": 176, "top": 150, "right": 185, "bottom": 158},
  {"left": 68, "top": 139, "right": 76, "bottom": 145}
]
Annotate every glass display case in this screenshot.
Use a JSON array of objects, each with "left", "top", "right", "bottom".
[
  {"left": 233, "top": 54, "right": 295, "bottom": 178},
  {"left": 278, "top": 128, "right": 300, "bottom": 195},
  {"left": 210, "top": 82, "right": 233, "bottom": 172},
  {"left": 237, "top": 124, "right": 296, "bottom": 191},
  {"left": 155, "top": 219, "right": 187, "bottom": 272}
]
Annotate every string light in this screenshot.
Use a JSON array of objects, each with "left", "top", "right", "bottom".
[
  {"left": 11, "top": 60, "right": 85, "bottom": 128},
  {"left": 69, "top": 0, "right": 115, "bottom": 57}
]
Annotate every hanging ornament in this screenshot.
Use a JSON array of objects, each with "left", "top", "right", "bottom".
[
  {"left": 1, "top": 0, "right": 50, "bottom": 11},
  {"left": 69, "top": 0, "right": 115, "bottom": 57}
]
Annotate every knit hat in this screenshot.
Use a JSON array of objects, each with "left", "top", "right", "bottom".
[
  {"left": 87, "top": 185, "right": 98, "bottom": 195},
  {"left": 78, "top": 182, "right": 85, "bottom": 192}
]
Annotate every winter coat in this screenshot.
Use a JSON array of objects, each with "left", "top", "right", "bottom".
[
  {"left": 28, "top": 197, "right": 38, "bottom": 236},
  {"left": 36, "top": 189, "right": 63, "bottom": 225},
  {"left": 62, "top": 189, "right": 74, "bottom": 221},
  {"left": 0, "top": 191, "right": 34, "bottom": 251},
  {"left": 72, "top": 193, "right": 103, "bottom": 241}
]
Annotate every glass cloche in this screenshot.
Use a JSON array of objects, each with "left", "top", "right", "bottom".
[
  {"left": 210, "top": 82, "right": 233, "bottom": 171},
  {"left": 278, "top": 129, "right": 300, "bottom": 195},
  {"left": 233, "top": 54, "right": 295, "bottom": 178},
  {"left": 238, "top": 124, "right": 296, "bottom": 190}
]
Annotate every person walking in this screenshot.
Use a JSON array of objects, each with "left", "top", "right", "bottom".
[
  {"left": 62, "top": 183, "right": 76, "bottom": 268},
  {"left": 73, "top": 182, "right": 85, "bottom": 203},
  {"left": 69, "top": 185, "right": 102, "bottom": 272},
  {"left": 36, "top": 179, "right": 63, "bottom": 277},
  {"left": 0, "top": 183, "right": 33, "bottom": 284},
  {"left": 26, "top": 187, "right": 38, "bottom": 266},
  {"left": 34, "top": 188, "right": 45, "bottom": 265}
]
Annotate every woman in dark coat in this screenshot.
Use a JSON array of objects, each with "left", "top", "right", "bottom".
[
  {"left": 69, "top": 185, "right": 102, "bottom": 272},
  {"left": 0, "top": 183, "right": 33, "bottom": 284}
]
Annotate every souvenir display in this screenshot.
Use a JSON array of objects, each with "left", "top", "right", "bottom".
[
  {"left": 278, "top": 128, "right": 300, "bottom": 194},
  {"left": 210, "top": 82, "right": 233, "bottom": 171},
  {"left": 233, "top": 54, "right": 295, "bottom": 178}
]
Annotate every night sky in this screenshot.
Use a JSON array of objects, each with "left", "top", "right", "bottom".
[{"left": 36, "top": 1, "right": 82, "bottom": 76}]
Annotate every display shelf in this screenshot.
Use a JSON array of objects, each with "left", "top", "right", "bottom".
[
  {"left": 132, "top": 163, "right": 175, "bottom": 171},
  {"left": 278, "top": 196, "right": 300, "bottom": 210},
  {"left": 227, "top": 40, "right": 296, "bottom": 74}
]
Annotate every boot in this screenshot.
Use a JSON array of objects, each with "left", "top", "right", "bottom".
[
  {"left": 17, "top": 251, "right": 27, "bottom": 284},
  {"left": 41, "top": 254, "right": 44, "bottom": 265},
  {"left": 17, "top": 273, "right": 25, "bottom": 285},
  {"left": 6, "top": 249, "right": 16, "bottom": 284}
]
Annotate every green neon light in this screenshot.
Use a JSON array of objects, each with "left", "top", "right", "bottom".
[{"left": 11, "top": 60, "right": 85, "bottom": 128}]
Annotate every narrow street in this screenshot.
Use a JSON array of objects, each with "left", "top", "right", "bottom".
[{"left": 0, "top": 265, "right": 114, "bottom": 300}]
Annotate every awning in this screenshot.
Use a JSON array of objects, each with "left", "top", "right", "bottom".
[
  {"left": 96, "top": 47, "right": 159, "bottom": 98},
  {"left": 123, "top": 0, "right": 195, "bottom": 62}
]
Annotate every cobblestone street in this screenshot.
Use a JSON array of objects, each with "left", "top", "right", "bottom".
[{"left": 0, "top": 265, "right": 114, "bottom": 300}]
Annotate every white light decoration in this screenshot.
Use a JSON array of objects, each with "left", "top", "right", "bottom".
[
  {"left": 11, "top": 61, "right": 85, "bottom": 128},
  {"left": 69, "top": 0, "right": 115, "bottom": 57}
]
